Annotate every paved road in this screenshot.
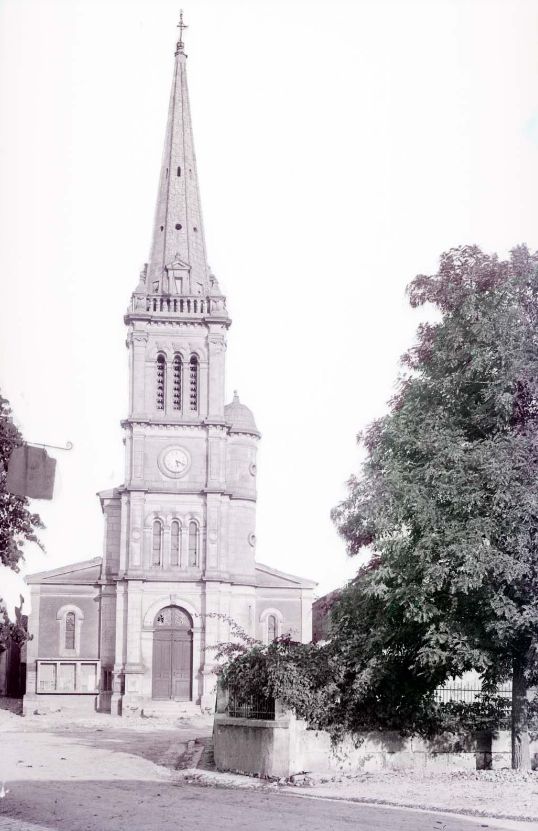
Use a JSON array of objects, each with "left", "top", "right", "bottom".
[{"left": 0, "top": 779, "right": 523, "bottom": 831}]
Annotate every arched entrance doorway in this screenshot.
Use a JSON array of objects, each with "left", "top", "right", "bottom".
[{"left": 152, "top": 606, "right": 193, "bottom": 701}]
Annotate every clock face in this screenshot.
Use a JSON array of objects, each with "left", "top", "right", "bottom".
[{"left": 160, "top": 446, "right": 191, "bottom": 478}]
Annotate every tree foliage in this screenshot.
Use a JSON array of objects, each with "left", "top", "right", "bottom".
[
  {"left": 0, "top": 392, "right": 43, "bottom": 650},
  {"left": 218, "top": 246, "right": 538, "bottom": 761},
  {"left": 331, "top": 245, "right": 538, "bottom": 766},
  {"left": 219, "top": 635, "right": 341, "bottom": 733}
]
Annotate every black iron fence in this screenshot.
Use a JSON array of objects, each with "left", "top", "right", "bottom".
[
  {"left": 434, "top": 681, "right": 512, "bottom": 704},
  {"left": 228, "top": 692, "right": 275, "bottom": 720},
  {"left": 225, "top": 684, "right": 513, "bottom": 725},
  {"left": 434, "top": 682, "right": 512, "bottom": 728}
]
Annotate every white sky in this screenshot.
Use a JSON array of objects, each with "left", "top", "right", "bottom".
[{"left": 1, "top": 0, "right": 537, "bottom": 615}]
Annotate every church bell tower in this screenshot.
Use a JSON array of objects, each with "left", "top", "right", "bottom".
[
  {"left": 22, "top": 16, "right": 316, "bottom": 720},
  {"left": 101, "top": 17, "right": 261, "bottom": 712}
]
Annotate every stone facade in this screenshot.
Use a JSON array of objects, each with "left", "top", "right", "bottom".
[{"left": 23, "top": 31, "right": 315, "bottom": 716}]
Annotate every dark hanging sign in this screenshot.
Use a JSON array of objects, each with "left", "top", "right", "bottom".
[{"left": 5, "top": 444, "right": 57, "bottom": 500}]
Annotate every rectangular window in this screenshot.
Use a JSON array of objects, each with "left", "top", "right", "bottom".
[
  {"left": 36, "top": 661, "right": 100, "bottom": 694},
  {"left": 58, "top": 663, "right": 76, "bottom": 692},
  {"left": 80, "top": 663, "right": 97, "bottom": 693},
  {"left": 39, "top": 663, "right": 57, "bottom": 692}
]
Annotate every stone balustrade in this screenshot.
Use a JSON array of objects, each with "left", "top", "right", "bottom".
[{"left": 128, "top": 294, "right": 229, "bottom": 317}]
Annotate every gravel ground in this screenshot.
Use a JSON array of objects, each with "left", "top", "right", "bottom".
[
  {"left": 176, "top": 764, "right": 538, "bottom": 822},
  {"left": 1, "top": 708, "right": 537, "bottom": 825},
  {"left": 287, "top": 768, "right": 538, "bottom": 822}
]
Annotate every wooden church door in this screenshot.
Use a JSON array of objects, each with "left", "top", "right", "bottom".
[{"left": 152, "top": 606, "right": 193, "bottom": 701}]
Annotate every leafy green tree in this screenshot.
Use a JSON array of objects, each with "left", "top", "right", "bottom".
[
  {"left": 0, "top": 392, "right": 43, "bottom": 650},
  {"left": 332, "top": 245, "right": 538, "bottom": 769}
]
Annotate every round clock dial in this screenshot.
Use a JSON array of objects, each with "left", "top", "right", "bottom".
[{"left": 159, "top": 446, "right": 191, "bottom": 478}]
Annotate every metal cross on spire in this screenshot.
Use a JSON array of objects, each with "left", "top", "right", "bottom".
[{"left": 176, "top": 10, "right": 188, "bottom": 53}]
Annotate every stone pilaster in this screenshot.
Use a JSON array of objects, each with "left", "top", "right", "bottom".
[
  {"left": 129, "top": 329, "right": 148, "bottom": 416},
  {"left": 207, "top": 329, "right": 226, "bottom": 419},
  {"left": 22, "top": 586, "right": 40, "bottom": 713},
  {"left": 111, "top": 580, "right": 127, "bottom": 715},
  {"left": 127, "top": 491, "right": 145, "bottom": 571},
  {"left": 122, "top": 581, "right": 145, "bottom": 711}
]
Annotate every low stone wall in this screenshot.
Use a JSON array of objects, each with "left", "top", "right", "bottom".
[{"left": 214, "top": 710, "right": 538, "bottom": 779}]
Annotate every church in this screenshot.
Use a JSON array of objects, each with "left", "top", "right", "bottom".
[{"left": 23, "top": 22, "right": 315, "bottom": 716}]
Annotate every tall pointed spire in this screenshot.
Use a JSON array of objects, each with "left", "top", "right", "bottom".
[{"left": 146, "top": 13, "right": 209, "bottom": 296}]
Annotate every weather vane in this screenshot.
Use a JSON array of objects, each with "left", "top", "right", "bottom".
[{"left": 176, "top": 10, "right": 188, "bottom": 53}]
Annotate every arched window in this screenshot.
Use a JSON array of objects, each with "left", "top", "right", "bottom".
[
  {"left": 170, "top": 520, "right": 180, "bottom": 566},
  {"left": 188, "top": 521, "right": 198, "bottom": 567},
  {"left": 56, "top": 605, "right": 84, "bottom": 657},
  {"left": 156, "top": 354, "right": 166, "bottom": 410},
  {"left": 267, "top": 614, "right": 277, "bottom": 642},
  {"left": 260, "top": 609, "right": 283, "bottom": 645},
  {"left": 152, "top": 520, "right": 163, "bottom": 566},
  {"left": 173, "top": 354, "right": 182, "bottom": 411},
  {"left": 189, "top": 355, "right": 198, "bottom": 412},
  {"left": 65, "top": 612, "right": 76, "bottom": 650}
]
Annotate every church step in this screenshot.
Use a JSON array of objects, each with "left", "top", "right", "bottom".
[
  {"left": 196, "top": 737, "right": 215, "bottom": 771},
  {"left": 140, "top": 701, "right": 201, "bottom": 719}
]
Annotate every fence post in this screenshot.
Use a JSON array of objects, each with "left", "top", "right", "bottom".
[
  {"left": 216, "top": 678, "right": 229, "bottom": 714},
  {"left": 274, "top": 699, "right": 292, "bottom": 722}
]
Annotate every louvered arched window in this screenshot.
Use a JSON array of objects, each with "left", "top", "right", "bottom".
[
  {"left": 65, "top": 612, "right": 76, "bottom": 650},
  {"left": 188, "top": 521, "right": 199, "bottom": 567},
  {"left": 189, "top": 355, "right": 198, "bottom": 412},
  {"left": 156, "top": 354, "right": 166, "bottom": 410},
  {"left": 173, "top": 354, "right": 182, "bottom": 411},
  {"left": 152, "top": 520, "right": 163, "bottom": 566},
  {"left": 267, "top": 614, "right": 278, "bottom": 642},
  {"left": 170, "top": 520, "right": 180, "bottom": 566}
]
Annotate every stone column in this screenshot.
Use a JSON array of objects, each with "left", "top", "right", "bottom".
[
  {"left": 206, "top": 427, "right": 225, "bottom": 490},
  {"left": 122, "top": 581, "right": 145, "bottom": 713},
  {"left": 205, "top": 493, "right": 221, "bottom": 577},
  {"left": 128, "top": 491, "right": 145, "bottom": 571},
  {"left": 130, "top": 430, "right": 145, "bottom": 487},
  {"left": 22, "top": 586, "right": 40, "bottom": 714},
  {"left": 99, "top": 585, "right": 117, "bottom": 712},
  {"left": 118, "top": 492, "right": 130, "bottom": 574},
  {"left": 163, "top": 522, "right": 171, "bottom": 569},
  {"left": 182, "top": 353, "right": 190, "bottom": 417},
  {"left": 130, "top": 330, "right": 148, "bottom": 416},
  {"left": 199, "top": 358, "right": 209, "bottom": 419},
  {"left": 300, "top": 589, "right": 313, "bottom": 643},
  {"left": 200, "top": 583, "right": 221, "bottom": 710},
  {"left": 111, "top": 580, "right": 127, "bottom": 716},
  {"left": 207, "top": 330, "right": 226, "bottom": 419}
]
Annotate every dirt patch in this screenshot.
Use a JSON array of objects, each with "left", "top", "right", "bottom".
[{"left": 283, "top": 768, "right": 538, "bottom": 822}]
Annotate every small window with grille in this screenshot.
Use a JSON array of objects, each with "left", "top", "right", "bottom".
[
  {"left": 152, "top": 520, "right": 163, "bottom": 566},
  {"left": 189, "top": 355, "right": 198, "bottom": 412},
  {"left": 188, "top": 521, "right": 198, "bottom": 567},
  {"left": 156, "top": 354, "right": 166, "bottom": 410},
  {"left": 171, "top": 520, "right": 180, "bottom": 566},
  {"left": 65, "top": 611, "right": 76, "bottom": 650}
]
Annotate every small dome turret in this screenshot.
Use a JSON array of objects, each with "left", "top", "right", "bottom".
[{"left": 224, "top": 391, "right": 260, "bottom": 436}]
